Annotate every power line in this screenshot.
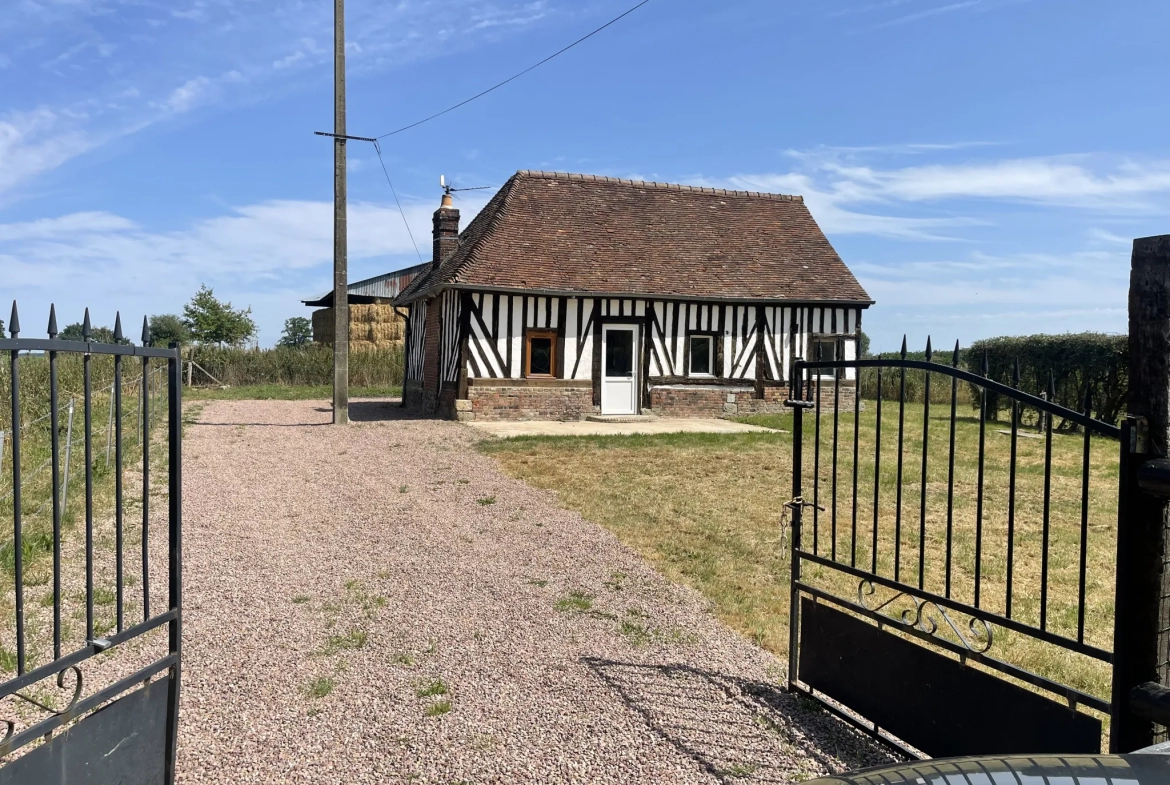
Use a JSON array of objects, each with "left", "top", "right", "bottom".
[
  {"left": 374, "top": 0, "right": 653, "bottom": 139},
  {"left": 373, "top": 140, "right": 424, "bottom": 264}
]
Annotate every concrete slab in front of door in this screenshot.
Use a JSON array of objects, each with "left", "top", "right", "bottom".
[{"left": 464, "top": 418, "right": 786, "bottom": 438}]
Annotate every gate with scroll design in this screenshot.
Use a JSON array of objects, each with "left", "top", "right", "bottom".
[
  {"left": 784, "top": 341, "right": 1130, "bottom": 759},
  {"left": 0, "top": 302, "right": 181, "bottom": 783}
]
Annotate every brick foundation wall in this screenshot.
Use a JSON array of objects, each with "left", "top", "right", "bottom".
[
  {"left": 649, "top": 386, "right": 746, "bottom": 417},
  {"left": 463, "top": 384, "right": 595, "bottom": 421},
  {"left": 648, "top": 382, "right": 856, "bottom": 418}
]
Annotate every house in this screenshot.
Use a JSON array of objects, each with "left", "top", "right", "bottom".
[
  {"left": 302, "top": 265, "right": 428, "bottom": 349},
  {"left": 394, "top": 170, "right": 872, "bottom": 421}
]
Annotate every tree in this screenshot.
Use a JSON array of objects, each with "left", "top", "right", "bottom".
[
  {"left": 182, "top": 285, "right": 256, "bottom": 347},
  {"left": 858, "top": 330, "right": 872, "bottom": 359},
  {"left": 277, "top": 316, "right": 313, "bottom": 348},
  {"left": 149, "top": 314, "right": 191, "bottom": 347},
  {"left": 58, "top": 322, "right": 128, "bottom": 344}
]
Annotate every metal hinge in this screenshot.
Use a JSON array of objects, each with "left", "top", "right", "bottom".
[{"left": 1132, "top": 415, "right": 1149, "bottom": 455}]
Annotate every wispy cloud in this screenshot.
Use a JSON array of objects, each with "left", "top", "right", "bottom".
[
  {"left": 0, "top": 0, "right": 575, "bottom": 199},
  {"left": 874, "top": 0, "right": 982, "bottom": 28},
  {"left": 0, "top": 194, "right": 491, "bottom": 343},
  {"left": 704, "top": 148, "right": 1170, "bottom": 242},
  {"left": 828, "top": 0, "right": 1040, "bottom": 32}
]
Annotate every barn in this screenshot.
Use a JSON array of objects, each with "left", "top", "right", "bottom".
[
  {"left": 303, "top": 265, "right": 429, "bottom": 350},
  {"left": 395, "top": 170, "right": 873, "bottom": 421}
]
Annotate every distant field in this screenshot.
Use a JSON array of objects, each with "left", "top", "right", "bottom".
[{"left": 481, "top": 399, "right": 1120, "bottom": 716}]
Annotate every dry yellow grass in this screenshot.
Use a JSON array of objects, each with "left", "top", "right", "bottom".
[{"left": 481, "top": 400, "right": 1120, "bottom": 718}]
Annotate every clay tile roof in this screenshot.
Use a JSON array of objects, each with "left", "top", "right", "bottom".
[{"left": 396, "top": 171, "right": 871, "bottom": 305}]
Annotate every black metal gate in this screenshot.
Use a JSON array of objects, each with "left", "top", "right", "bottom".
[
  {"left": 785, "top": 341, "right": 1128, "bottom": 759},
  {"left": 0, "top": 302, "right": 181, "bottom": 783}
]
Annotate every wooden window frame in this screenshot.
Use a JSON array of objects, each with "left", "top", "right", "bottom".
[
  {"left": 524, "top": 329, "right": 558, "bottom": 378},
  {"left": 810, "top": 334, "right": 845, "bottom": 380},
  {"left": 687, "top": 333, "right": 716, "bottom": 378}
]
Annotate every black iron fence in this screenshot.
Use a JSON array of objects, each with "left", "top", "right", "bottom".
[
  {"left": 0, "top": 302, "right": 181, "bottom": 782},
  {"left": 784, "top": 338, "right": 1127, "bottom": 758}
]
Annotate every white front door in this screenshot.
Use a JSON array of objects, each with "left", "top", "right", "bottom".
[{"left": 601, "top": 325, "right": 639, "bottom": 415}]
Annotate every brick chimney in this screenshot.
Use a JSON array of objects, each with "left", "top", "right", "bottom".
[{"left": 432, "top": 193, "right": 460, "bottom": 267}]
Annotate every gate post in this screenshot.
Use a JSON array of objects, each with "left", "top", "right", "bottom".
[{"left": 1113, "top": 234, "right": 1170, "bottom": 752}]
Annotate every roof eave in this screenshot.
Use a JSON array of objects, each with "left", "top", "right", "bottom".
[{"left": 426, "top": 282, "right": 873, "bottom": 307}]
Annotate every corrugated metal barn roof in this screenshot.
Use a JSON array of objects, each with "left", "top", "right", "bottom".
[{"left": 303, "top": 263, "right": 430, "bottom": 307}]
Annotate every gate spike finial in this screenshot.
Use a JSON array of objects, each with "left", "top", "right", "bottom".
[
  {"left": 924, "top": 336, "right": 933, "bottom": 361},
  {"left": 1083, "top": 385, "right": 1093, "bottom": 415},
  {"left": 981, "top": 348, "right": 989, "bottom": 376},
  {"left": 113, "top": 313, "right": 123, "bottom": 343},
  {"left": 1047, "top": 370, "right": 1055, "bottom": 399},
  {"left": 900, "top": 335, "right": 907, "bottom": 359},
  {"left": 1012, "top": 356, "right": 1020, "bottom": 387},
  {"left": 141, "top": 315, "right": 150, "bottom": 347},
  {"left": 952, "top": 340, "right": 960, "bottom": 368},
  {"left": 8, "top": 301, "right": 19, "bottom": 337},
  {"left": 47, "top": 304, "right": 58, "bottom": 338},
  {"left": 82, "top": 308, "right": 91, "bottom": 340}
]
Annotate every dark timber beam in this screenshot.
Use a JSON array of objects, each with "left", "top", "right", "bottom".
[{"left": 1113, "top": 234, "right": 1170, "bottom": 752}]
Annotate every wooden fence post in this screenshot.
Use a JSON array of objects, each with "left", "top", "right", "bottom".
[{"left": 1114, "top": 234, "right": 1170, "bottom": 752}]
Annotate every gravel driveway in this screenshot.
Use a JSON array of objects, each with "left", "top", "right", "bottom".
[{"left": 178, "top": 399, "right": 890, "bottom": 784}]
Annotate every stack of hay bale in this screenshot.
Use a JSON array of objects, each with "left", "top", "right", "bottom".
[{"left": 312, "top": 304, "right": 405, "bottom": 350}]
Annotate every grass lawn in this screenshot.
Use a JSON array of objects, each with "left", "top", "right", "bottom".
[
  {"left": 184, "top": 384, "right": 402, "bottom": 401},
  {"left": 480, "top": 399, "right": 1120, "bottom": 715}
]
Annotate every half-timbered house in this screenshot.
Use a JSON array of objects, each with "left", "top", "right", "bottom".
[{"left": 395, "top": 170, "right": 873, "bottom": 421}]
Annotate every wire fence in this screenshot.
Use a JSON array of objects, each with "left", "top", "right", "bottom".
[{"left": 1, "top": 358, "right": 168, "bottom": 529}]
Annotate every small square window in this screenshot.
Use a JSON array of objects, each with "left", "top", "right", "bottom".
[
  {"left": 812, "top": 338, "right": 838, "bottom": 364},
  {"left": 525, "top": 330, "right": 557, "bottom": 377},
  {"left": 689, "top": 335, "right": 714, "bottom": 376}
]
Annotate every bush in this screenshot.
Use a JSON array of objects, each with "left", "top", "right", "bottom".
[
  {"left": 963, "top": 333, "right": 1127, "bottom": 427},
  {"left": 187, "top": 344, "right": 403, "bottom": 388},
  {"left": 856, "top": 343, "right": 970, "bottom": 406}
]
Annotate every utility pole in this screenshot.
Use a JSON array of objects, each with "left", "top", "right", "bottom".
[{"left": 332, "top": 0, "right": 349, "bottom": 425}]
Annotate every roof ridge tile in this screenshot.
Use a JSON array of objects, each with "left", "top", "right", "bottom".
[{"left": 514, "top": 169, "right": 803, "bottom": 203}]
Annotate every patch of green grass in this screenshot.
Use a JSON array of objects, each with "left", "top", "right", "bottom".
[
  {"left": 719, "top": 763, "right": 759, "bottom": 779},
  {"left": 425, "top": 699, "right": 452, "bottom": 717},
  {"left": 91, "top": 586, "right": 116, "bottom": 607},
  {"left": 619, "top": 619, "right": 651, "bottom": 646},
  {"left": 526, "top": 578, "right": 548, "bottom": 588},
  {"left": 416, "top": 679, "right": 448, "bottom": 698},
  {"left": 393, "top": 652, "right": 416, "bottom": 667},
  {"left": 0, "top": 646, "right": 16, "bottom": 673},
  {"left": 603, "top": 572, "right": 626, "bottom": 591},
  {"left": 399, "top": 485, "right": 408, "bottom": 494},
  {"left": 292, "top": 595, "right": 311, "bottom": 604},
  {"left": 305, "top": 676, "right": 335, "bottom": 699},
  {"left": 554, "top": 590, "right": 594, "bottom": 613},
  {"left": 322, "top": 630, "right": 369, "bottom": 655},
  {"left": 476, "top": 495, "right": 496, "bottom": 506},
  {"left": 185, "top": 384, "right": 402, "bottom": 401}
]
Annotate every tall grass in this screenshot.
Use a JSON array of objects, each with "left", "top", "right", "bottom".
[
  {"left": 0, "top": 351, "right": 171, "bottom": 670},
  {"left": 188, "top": 345, "right": 403, "bottom": 388}
]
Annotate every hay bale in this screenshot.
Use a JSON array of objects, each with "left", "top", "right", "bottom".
[{"left": 311, "top": 304, "right": 406, "bottom": 347}]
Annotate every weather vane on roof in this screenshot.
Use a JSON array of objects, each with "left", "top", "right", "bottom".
[{"left": 440, "top": 175, "right": 491, "bottom": 199}]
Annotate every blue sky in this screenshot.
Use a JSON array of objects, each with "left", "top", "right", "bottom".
[{"left": 1, "top": 0, "right": 1167, "bottom": 351}]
